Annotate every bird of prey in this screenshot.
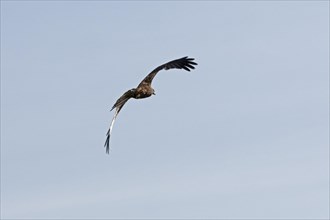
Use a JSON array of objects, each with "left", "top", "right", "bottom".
[{"left": 104, "top": 56, "right": 197, "bottom": 154}]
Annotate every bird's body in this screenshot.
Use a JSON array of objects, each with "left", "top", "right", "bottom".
[
  {"left": 135, "top": 86, "right": 155, "bottom": 99},
  {"left": 105, "top": 56, "right": 197, "bottom": 153}
]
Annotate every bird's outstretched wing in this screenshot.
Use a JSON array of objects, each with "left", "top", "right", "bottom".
[
  {"left": 104, "top": 89, "right": 135, "bottom": 154},
  {"left": 138, "top": 56, "right": 197, "bottom": 87},
  {"left": 110, "top": 89, "right": 136, "bottom": 112}
]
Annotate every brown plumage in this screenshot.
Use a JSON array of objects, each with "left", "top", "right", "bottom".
[{"left": 104, "top": 56, "right": 197, "bottom": 153}]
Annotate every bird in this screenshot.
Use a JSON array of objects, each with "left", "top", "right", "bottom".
[{"left": 104, "top": 56, "right": 198, "bottom": 154}]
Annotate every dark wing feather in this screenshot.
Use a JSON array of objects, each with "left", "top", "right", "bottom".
[
  {"left": 110, "top": 89, "right": 135, "bottom": 112},
  {"left": 105, "top": 89, "right": 135, "bottom": 154},
  {"left": 138, "top": 56, "right": 197, "bottom": 87}
]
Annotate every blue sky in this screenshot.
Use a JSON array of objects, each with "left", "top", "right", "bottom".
[{"left": 1, "top": 1, "right": 329, "bottom": 219}]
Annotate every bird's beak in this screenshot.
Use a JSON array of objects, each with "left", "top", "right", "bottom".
[{"left": 153, "top": 92, "right": 156, "bottom": 95}]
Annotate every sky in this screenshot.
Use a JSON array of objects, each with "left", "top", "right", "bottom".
[{"left": 1, "top": 1, "right": 329, "bottom": 219}]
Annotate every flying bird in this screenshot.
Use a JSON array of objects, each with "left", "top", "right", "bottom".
[{"left": 104, "top": 56, "right": 198, "bottom": 153}]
